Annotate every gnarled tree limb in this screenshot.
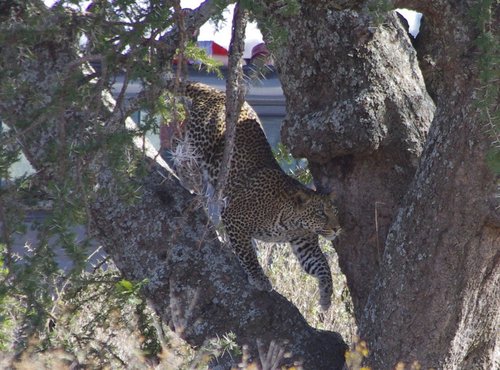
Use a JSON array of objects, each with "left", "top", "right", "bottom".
[{"left": 0, "top": 2, "right": 347, "bottom": 369}]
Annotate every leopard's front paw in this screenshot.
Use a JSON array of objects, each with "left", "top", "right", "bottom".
[{"left": 248, "top": 274, "right": 273, "bottom": 292}]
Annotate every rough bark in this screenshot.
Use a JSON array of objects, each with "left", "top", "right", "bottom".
[
  {"left": 259, "top": 0, "right": 499, "bottom": 368},
  {"left": 360, "top": 1, "right": 500, "bottom": 368},
  {"left": 259, "top": 3, "right": 435, "bottom": 320},
  {"left": 0, "top": 3, "right": 347, "bottom": 369},
  {"left": 216, "top": 2, "right": 247, "bottom": 209}
]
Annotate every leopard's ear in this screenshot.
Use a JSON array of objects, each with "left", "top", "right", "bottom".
[
  {"left": 328, "top": 192, "right": 337, "bottom": 201},
  {"left": 292, "top": 189, "right": 311, "bottom": 208}
]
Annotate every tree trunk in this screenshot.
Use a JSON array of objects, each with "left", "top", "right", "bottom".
[
  {"left": 360, "top": 1, "right": 500, "bottom": 368},
  {"left": 259, "top": 0, "right": 499, "bottom": 368},
  {"left": 0, "top": 3, "right": 346, "bottom": 369},
  {"left": 259, "top": 2, "right": 435, "bottom": 321}
]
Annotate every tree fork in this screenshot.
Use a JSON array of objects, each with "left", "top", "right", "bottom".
[{"left": 0, "top": 2, "right": 347, "bottom": 369}]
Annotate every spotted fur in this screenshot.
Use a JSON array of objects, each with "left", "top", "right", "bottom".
[{"left": 175, "top": 82, "right": 340, "bottom": 310}]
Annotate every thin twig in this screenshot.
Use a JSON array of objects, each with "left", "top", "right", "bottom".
[{"left": 170, "top": 0, "right": 188, "bottom": 150}]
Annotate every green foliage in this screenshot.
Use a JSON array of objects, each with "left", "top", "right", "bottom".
[
  {"left": 471, "top": 0, "right": 500, "bottom": 174},
  {"left": 367, "top": 0, "right": 394, "bottom": 26},
  {"left": 0, "top": 252, "right": 166, "bottom": 368},
  {"left": 184, "top": 41, "right": 224, "bottom": 77},
  {"left": 207, "top": 0, "right": 231, "bottom": 30},
  {"left": 135, "top": 299, "right": 162, "bottom": 360},
  {"left": 486, "top": 147, "right": 500, "bottom": 174},
  {"left": 244, "top": 0, "right": 300, "bottom": 53},
  {"left": 0, "top": 244, "right": 16, "bottom": 351},
  {"left": 0, "top": 0, "right": 235, "bottom": 365},
  {"left": 192, "top": 332, "right": 242, "bottom": 368},
  {"left": 0, "top": 0, "right": 355, "bottom": 368},
  {"left": 273, "top": 142, "right": 312, "bottom": 184},
  {"left": 0, "top": 0, "right": 174, "bottom": 362},
  {"left": 0, "top": 143, "right": 20, "bottom": 180},
  {"left": 115, "top": 278, "right": 148, "bottom": 305}
]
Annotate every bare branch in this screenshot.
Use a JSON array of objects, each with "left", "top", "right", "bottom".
[
  {"left": 157, "top": 0, "right": 232, "bottom": 61},
  {"left": 214, "top": 2, "right": 248, "bottom": 210}
]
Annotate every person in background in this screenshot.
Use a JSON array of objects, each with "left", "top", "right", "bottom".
[{"left": 245, "top": 42, "right": 274, "bottom": 79}]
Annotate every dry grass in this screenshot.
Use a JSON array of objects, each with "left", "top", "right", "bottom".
[
  {"left": 2, "top": 238, "right": 356, "bottom": 369},
  {"left": 3, "top": 263, "right": 356, "bottom": 370},
  {"left": 256, "top": 238, "right": 357, "bottom": 342}
]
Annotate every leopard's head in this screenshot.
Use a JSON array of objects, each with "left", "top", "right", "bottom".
[{"left": 292, "top": 190, "right": 341, "bottom": 240}]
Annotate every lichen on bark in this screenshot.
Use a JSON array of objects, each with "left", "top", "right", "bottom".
[
  {"left": 256, "top": 0, "right": 498, "bottom": 368},
  {"left": 261, "top": 5, "right": 435, "bottom": 319},
  {"left": 0, "top": 2, "right": 347, "bottom": 369}
]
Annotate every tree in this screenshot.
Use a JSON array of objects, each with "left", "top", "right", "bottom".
[
  {"left": 0, "top": 0, "right": 498, "bottom": 369},
  {"left": 254, "top": 0, "right": 499, "bottom": 368},
  {"left": 0, "top": 1, "right": 346, "bottom": 369}
]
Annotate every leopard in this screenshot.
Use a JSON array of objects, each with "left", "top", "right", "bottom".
[{"left": 171, "top": 82, "right": 340, "bottom": 310}]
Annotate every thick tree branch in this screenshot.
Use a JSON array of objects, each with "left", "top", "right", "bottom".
[
  {"left": 258, "top": 5, "right": 434, "bottom": 321},
  {"left": 256, "top": 0, "right": 498, "bottom": 368},
  {"left": 359, "top": 2, "right": 499, "bottom": 368}
]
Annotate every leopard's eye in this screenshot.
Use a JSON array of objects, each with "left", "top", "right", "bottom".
[
  {"left": 326, "top": 203, "right": 336, "bottom": 213},
  {"left": 316, "top": 209, "right": 327, "bottom": 218}
]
